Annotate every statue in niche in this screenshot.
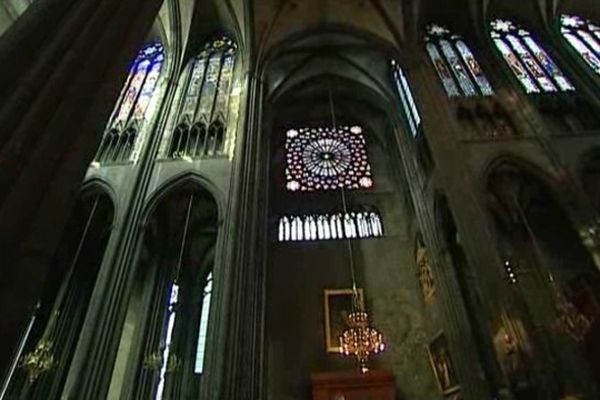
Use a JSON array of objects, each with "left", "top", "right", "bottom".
[{"left": 416, "top": 239, "right": 435, "bottom": 304}]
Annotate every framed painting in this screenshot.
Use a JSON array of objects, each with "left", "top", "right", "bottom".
[
  {"left": 323, "top": 288, "right": 364, "bottom": 353},
  {"left": 427, "top": 332, "right": 460, "bottom": 395}
]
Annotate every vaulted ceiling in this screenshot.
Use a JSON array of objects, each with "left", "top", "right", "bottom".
[{"left": 243, "top": 0, "right": 599, "bottom": 56}]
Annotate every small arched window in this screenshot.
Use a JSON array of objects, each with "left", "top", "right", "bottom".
[
  {"left": 277, "top": 210, "right": 384, "bottom": 242},
  {"left": 95, "top": 42, "right": 165, "bottom": 164},
  {"left": 165, "top": 37, "right": 237, "bottom": 159},
  {"left": 391, "top": 61, "right": 422, "bottom": 137},
  {"left": 560, "top": 15, "right": 600, "bottom": 77},
  {"left": 490, "top": 19, "right": 574, "bottom": 93},
  {"left": 425, "top": 24, "right": 494, "bottom": 97}
]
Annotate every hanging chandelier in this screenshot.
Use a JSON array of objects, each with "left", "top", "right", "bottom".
[
  {"left": 326, "top": 80, "right": 385, "bottom": 373},
  {"left": 20, "top": 338, "right": 55, "bottom": 383},
  {"left": 339, "top": 288, "right": 385, "bottom": 373}
]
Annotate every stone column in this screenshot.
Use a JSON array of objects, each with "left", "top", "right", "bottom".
[
  {"left": 218, "top": 68, "right": 268, "bottom": 400},
  {"left": 0, "top": 0, "right": 163, "bottom": 375},
  {"left": 404, "top": 53, "right": 505, "bottom": 399}
]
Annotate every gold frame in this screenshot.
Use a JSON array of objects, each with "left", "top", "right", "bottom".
[
  {"left": 323, "top": 288, "right": 364, "bottom": 353},
  {"left": 427, "top": 332, "right": 460, "bottom": 395}
]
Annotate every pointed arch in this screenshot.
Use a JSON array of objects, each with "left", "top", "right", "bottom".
[
  {"left": 2, "top": 186, "right": 115, "bottom": 398},
  {"left": 142, "top": 172, "right": 225, "bottom": 226},
  {"left": 131, "top": 175, "right": 221, "bottom": 398},
  {"left": 490, "top": 18, "right": 574, "bottom": 93},
  {"left": 94, "top": 42, "right": 166, "bottom": 164},
  {"left": 560, "top": 14, "right": 600, "bottom": 77},
  {"left": 425, "top": 24, "right": 494, "bottom": 97},
  {"left": 162, "top": 36, "right": 237, "bottom": 160}
]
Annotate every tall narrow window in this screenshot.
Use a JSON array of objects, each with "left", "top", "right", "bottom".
[
  {"left": 284, "top": 125, "right": 373, "bottom": 192},
  {"left": 133, "top": 190, "right": 218, "bottom": 399},
  {"left": 425, "top": 24, "right": 494, "bottom": 97},
  {"left": 94, "top": 42, "right": 165, "bottom": 164},
  {"left": 490, "top": 19, "right": 574, "bottom": 93},
  {"left": 391, "top": 61, "right": 422, "bottom": 137},
  {"left": 560, "top": 15, "right": 600, "bottom": 77},
  {"left": 194, "top": 273, "right": 213, "bottom": 374},
  {"left": 165, "top": 37, "right": 237, "bottom": 159},
  {"left": 2, "top": 191, "right": 114, "bottom": 398}
]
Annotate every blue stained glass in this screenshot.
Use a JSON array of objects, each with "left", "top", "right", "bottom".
[
  {"left": 564, "top": 32, "right": 600, "bottom": 76},
  {"left": 492, "top": 19, "right": 576, "bottom": 94},
  {"left": 425, "top": 24, "right": 494, "bottom": 97},
  {"left": 112, "top": 43, "right": 165, "bottom": 125},
  {"left": 493, "top": 38, "right": 539, "bottom": 93},
  {"left": 522, "top": 36, "right": 574, "bottom": 91},
  {"left": 426, "top": 43, "right": 460, "bottom": 96},
  {"left": 561, "top": 15, "right": 600, "bottom": 78},
  {"left": 134, "top": 60, "right": 162, "bottom": 119},
  {"left": 439, "top": 39, "right": 477, "bottom": 96},
  {"left": 393, "top": 71, "right": 415, "bottom": 135},
  {"left": 505, "top": 34, "right": 556, "bottom": 92},
  {"left": 400, "top": 69, "right": 421, "bottom": 128},
  {"left": 392, "top": 63, "right": 421, "bottom": 137},
  {"left": 455, "top": 41, "right": 494, "bottom": 96},
  {"left": 116, "top": 60, "right": 148, "bottom": 122}
]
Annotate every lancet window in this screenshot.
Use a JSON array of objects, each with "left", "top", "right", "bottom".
[
  {"left": 194, "top": 273, "right": 212, "bottom": 374},
  {"left": 278, "top": 210, "right": 384, "bottom": 242},
  {"left": 391, "top": 61, "right": 422, "bottom": 137},
  {"left": 560, "top": 15, "right": 600, "bottom": 77},
  {"left": 425, "top": 24, "right": 494, "bottom": 97},
  {"left": 285, "top": 125, "right": 373, "bottom": 192},
  {"left": 95, "top": 42, "right": 165, "bottom": 164},
  {"left": 490, "top": 19, "right": 574, "bottom": 93},
  {"left": 165, "top": 37, "right": 236, "bottom": 159},
  {"left": 131, "top": 188, "right": 218, "bottom": 399}
]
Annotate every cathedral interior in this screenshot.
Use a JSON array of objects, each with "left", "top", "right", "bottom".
[{"left": 1, "top": 0, "right": 600, "bottom": 399}]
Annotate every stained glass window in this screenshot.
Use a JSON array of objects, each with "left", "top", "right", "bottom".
[
  {"left": 561, "top": 15, "right": 600, "bottom": 77},
  {"left": 164, "top": 37, "right": 237, "bottom": 159},
  {"left": 425, "top": 24, "right": 494, "bottom": 97},
  {"left": 392, "top": 61, "right": 422, "bottom": 137},
  {"left": 278, "top": 210, "right": 384, "bottom": 242},
  {"left": 491, "top": 19, "right": 575, "bottom": 93},
  {"left": 94, "top": 42, "right": 165, "bottom": 164},
  {"left": 112, "top": 42, "right": 165, "bottom": 126},
  {"left": 284, "top": 125, "right": 373, "bottom": 192}
]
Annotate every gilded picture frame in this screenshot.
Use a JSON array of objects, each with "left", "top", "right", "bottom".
[
  {"left": 427, "top": 332, "right": 460, "bottom": 395},
  {"left": 323, "top": 288, "right": 364, "bottom": 353}
]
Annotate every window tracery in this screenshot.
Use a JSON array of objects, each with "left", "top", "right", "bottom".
[
  {"left": 391, "top": 61, "right": 422, "bottom": 137},
  {"left": 166, "top": 37, "right": 236, "bottom": 160},
  {"left": 490, "top": 19, "right": 574, "bottom": 93},
  {"left": 425, "top": 24, "right": 494, "bottom": 97},
  {"left": 285, "top": 125, "right": 373, "bottom": 192},
  {"left": 95, "top": 42, "right": 165, "bottom": 164},
  {"left": 278, "top": 210, "right": 383, "bottom": 242},
  {"left": 560, "top": 15, "right": 600, "bottom": 77}
]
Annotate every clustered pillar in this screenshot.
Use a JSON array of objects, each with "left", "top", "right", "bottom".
[{"left": 0, "top": 0, "right": 163, "bottom": 378}]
